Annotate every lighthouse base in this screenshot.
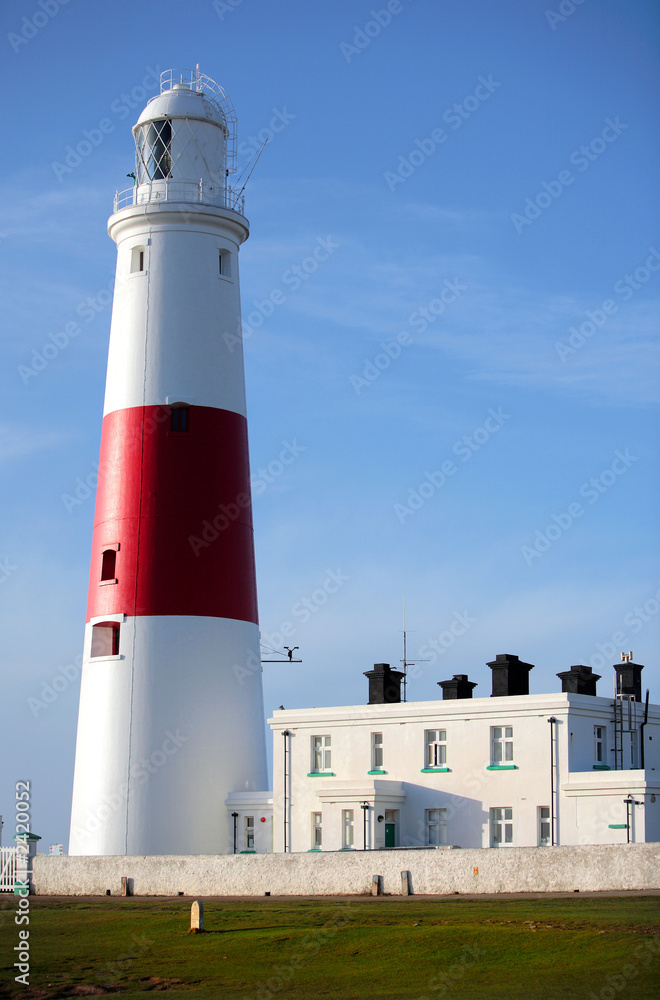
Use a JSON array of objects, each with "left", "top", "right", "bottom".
[{"left": 69, "top": 615, "right": 267, "bottom": 856}]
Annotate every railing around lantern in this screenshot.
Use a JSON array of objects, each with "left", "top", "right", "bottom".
[{"left": 113, "top": 180, "right": 245, "bottom": 215}]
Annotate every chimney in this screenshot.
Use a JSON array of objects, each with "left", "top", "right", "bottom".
[
  {"left": 614, "top": 660, "right": 644, "bottom": 702},
  {"left": 363, "top": 663, "right": 404, "bottom": 705},
  {"left": 557, "top": 664, "right": 601, "bottom": 696},
  {"left": 438, "top": 674, "right": 478, "bottom": 700},
  {"left": 487, "top": 653, "right": 534, "bottom": 697}
]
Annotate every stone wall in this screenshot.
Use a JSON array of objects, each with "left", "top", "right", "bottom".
[{"left": 33, "top": 843, "right": 660, "bottom": 896}]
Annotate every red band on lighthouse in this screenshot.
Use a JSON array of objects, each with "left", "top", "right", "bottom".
[{"left": 87, "top": 404, "right": 258, "bottom": 624}]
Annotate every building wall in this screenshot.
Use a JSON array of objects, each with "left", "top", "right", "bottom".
[
  {"left": 268, "top": 693, "right": 660, "bottom": 853},
  {"left": 33, "top": 843, "right": 660, "bottom": 897}
]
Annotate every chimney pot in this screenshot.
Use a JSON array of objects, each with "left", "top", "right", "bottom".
[
  {"left": 438, "top": 674, "right": 478, "bottom": 700},
  {"left": 487, "top": 653, "right": 534, "bottom": 697},
  {"left": 363, "top": 663, "right": 404, "bottom": 705}
]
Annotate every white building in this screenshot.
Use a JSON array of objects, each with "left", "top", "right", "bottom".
[{"left": 228, "top": 654, "right": 659, "bottom": 854}]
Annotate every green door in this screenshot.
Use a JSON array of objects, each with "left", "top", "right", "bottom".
[{"left": 385, "top": 823, "right": 395, "bottom": 848}]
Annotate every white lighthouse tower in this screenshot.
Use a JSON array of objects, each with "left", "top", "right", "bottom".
[{"left": 69, "top": 69, "right": 268, "bottom": 856}]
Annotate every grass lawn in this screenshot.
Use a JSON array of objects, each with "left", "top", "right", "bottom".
[{"left": 1, "top": 893, "right": 659, "bottom": 999}]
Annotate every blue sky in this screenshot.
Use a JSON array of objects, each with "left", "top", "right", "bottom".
[{"left": 1, "top": 0, "right": 658, "bottom": 848}]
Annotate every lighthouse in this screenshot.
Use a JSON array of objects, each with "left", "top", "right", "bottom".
[{"left": 69, "top": 69, "right": 268, "bottom": 856}]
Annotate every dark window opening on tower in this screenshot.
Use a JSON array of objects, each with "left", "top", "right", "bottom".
[
  {"left": 136, "top": 118, "right": 172, "bottom": 182},
  {"left": 219, "top": 250, "right": 231, "bottom": 277},
  {"left": 91, "top": 622, "right": 120, "bottom": 658},
  {"left": 131, "top": 246, "right": 145, "bottom": 273},
  {"left": 170, "top": 406, "right": 190, "bottom": 432},
  {"left": 101, "top": 549, "right": 116, "bottom": 581}
]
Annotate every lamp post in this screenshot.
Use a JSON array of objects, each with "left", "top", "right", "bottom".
[
  {"left": 282, "top": 730, "right": 291, "bottom": 854},
  {"left": 547, "top": 717, "right": 557, "bottom": 846},
  {"left": 623, "top": 795, "right": 643, "bottom": 844},
  {"left": 231, "top": 812, "right": 238, "bottom": 854},
  {"left": 361, "top": 802, "right": 369, "bottom": 850}
]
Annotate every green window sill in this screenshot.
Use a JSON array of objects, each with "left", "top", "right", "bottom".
[
  {"left": 307, "top": 772, "right": 335, "bottom": 777},
  {"left": 421, "top": 767, "right": 451, "bottom": 773},
  {"left": 338, "top": 847, "right": 355, "bottom": 851},
  {"left": 240, "top": 850, "right": 256, "bottom": 854},
  {"left": 608, "top": 824, "right": 627, "bottom": 829},
  {"left": 307, "top": 848, "right": 322, "bottom": 852},
  {"left": 593, "top": 764, "right": 611, "bottom": 770},
  {"left": 367, "top": 769, "right": 387, "bottom": 775},
  {"left": 487, "top": 765, "right": 517, "bottom": 770}
]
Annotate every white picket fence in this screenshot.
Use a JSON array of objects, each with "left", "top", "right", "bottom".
[{"left": 0, "top": 847, "right": 18, "bottom": 891}]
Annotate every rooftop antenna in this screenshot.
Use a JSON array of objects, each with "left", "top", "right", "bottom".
[
  {"left": 234, "top": 138, "right": 268, "bottom": 200},
  {"left": 399, "top": 597, "right": 429, "bottom": 702}
]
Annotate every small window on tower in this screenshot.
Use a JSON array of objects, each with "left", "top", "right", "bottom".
[
  {"left": 219, "top": 249, "right": 231, "bottom": 278},
  {"left": 100, "top": 549, "right": 116, "bottom": 582},
  {"left": 131, "top": 246, "right": 146, "bottom": 273},
  {"left": 170, "top": 406, "right": 190, "bottom": 432},
  {"left": 91, "top": 622, "right": 120, "bottom": 658}
]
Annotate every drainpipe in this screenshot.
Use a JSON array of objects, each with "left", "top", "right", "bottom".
[
  {"left": 639, "top": 690, "right": 649, "bottom": 769},
  {"left": 282, "top": 730, "right": 291, "bottom": 853},
  {"left": 547, "top": 717, "right": 557, "bottom": 846},
  {"left": 231, "top": 812, "right": 238, "bottom": 854}
]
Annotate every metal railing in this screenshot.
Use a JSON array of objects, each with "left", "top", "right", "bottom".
[{"left": 113, "top": 180, "right": 245, "bottom": 215}]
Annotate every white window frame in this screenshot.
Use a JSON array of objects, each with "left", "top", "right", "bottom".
[
  {"left": 311, "top": 812, "right": 322, "bottom": 849},
  {"left": 425, "top": 808, "right": 447, "bottom": 846},
  {"left": 371, "top": 732, "right": 383, "bottom": 770},
  {"left": 425, "top": 729, "right": 447, "bottom": 768},
  {"left": 594, "top": 725, "right": 606, "bottom": 763},
  {"left": 538, "top": 806, "right": 551, "bottom": 846},
  {"left": 311, "top": 735, "right": 332, "bottom": 772},
  {"left": 491, "top": 726, "right": 514, "bottom": 764},
  {"left": 490, "top": 807, "right": 513, "bottom": 847},
  {"left": 342, "top": 809, "right": 354, "bottom": 849}
]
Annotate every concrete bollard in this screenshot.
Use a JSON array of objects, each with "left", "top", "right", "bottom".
[
  {"left": 121, "top": 876, "right": 133, "bottom": 897},
  {"left": 400, "top": 870, "right": 410, "bottom": 895},
  {"left": 371, "top": 875, "right": 381, "bottom": 896},
  {"left": 189, "top": 900, "right": 204, "bottom": 933}
]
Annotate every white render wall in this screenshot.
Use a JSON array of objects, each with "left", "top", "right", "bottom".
[
  {"left": 268, "top": 693, "right": 660, "bottom": 854},
  {"left": 33, "top": 843, "right": 660, "bottom": 897}
]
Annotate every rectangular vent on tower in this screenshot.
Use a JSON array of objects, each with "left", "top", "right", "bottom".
[
  {"left": 91, "top": 622, "right": 120, "bottom": 658},
  {"left": 219, "top": 249, "right": 231, "bottom": 279},
  {"left": 131, "top": 246, "right": 146, "bottom": 273}
]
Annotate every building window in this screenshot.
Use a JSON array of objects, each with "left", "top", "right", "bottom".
[
  {"left": 100, "top": 548, "right": 117, "bottom": 582},
  {"left": 594, "top": 725, "right": 606, "bottom": 763},
  {"left": 425, "top": 729, "right": 447, "bottom": 767},
  {"left": 91, "top": 622, "right": 120, "bottom": 658},
  {"left": 311, "top": 736, "right": 331, "bottom": 772},
  {"left": 136, "top": 118, "right": 172, "bottom": 181},
  {"left": 490, "top": 807, "right": 513, "bottom": 847},
  {"left": 371, "top": 732, "right": 383, "bottom": 770},
  {"left": 170, "top": 406, "right": 190, "bottom": 432},
  {"left": 342, "top": 809, "right": 354, "bottom": 849},
  {"left": 244, "top": 816, "right": 254, "bottom": 851},
  {"left": 130, "top": 246, "right": 145, "bottom": 273},
  {"left": 538, "top": 806, "right": 551, "bottom": 846},
  {"left": 426, "top": 808, "right": 447, "bottom": 846},
  {"left": 219, "top": 249, "right": 231, "bottom": 277},
  {"left": 491, "top": 726, "right": 514, "bottom": 764},
  {"left": 312, "top": 812, "right": 322, "bottom": 849}
]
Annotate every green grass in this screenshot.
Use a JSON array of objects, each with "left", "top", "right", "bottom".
[{"left": 1, "top": 894, "right": 659, "bottom": 999}]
